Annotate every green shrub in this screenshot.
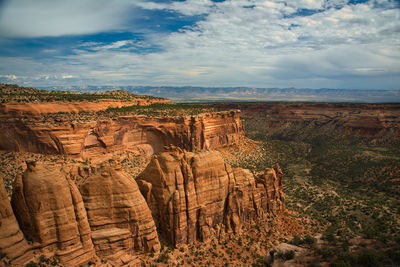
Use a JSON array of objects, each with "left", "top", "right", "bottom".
[
  {"left": 279, "top": 250, "right": 295, "bottom": 261},
  {"left": 357, "top": 249, "right": 381, "bottom": 267},
  {"left": 291, "top": 235, "right": 302, "bottom": 245},
  {"left": 25, "top": 262, "right": 38, "bottom": 267}
]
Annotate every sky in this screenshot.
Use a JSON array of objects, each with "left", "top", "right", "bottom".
[{"left": 0, "top": 0, "right": 399, "bottom": 89}]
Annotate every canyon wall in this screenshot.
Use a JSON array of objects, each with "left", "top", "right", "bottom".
[
  {"left": 11, "top": 161, "right": 98, "bottom": 266},
  {"left": 0, "top": 98, "right": 171, "bottom": 115},
  {"left": 0, "top": 150, "right": 284, "bottom": 266},
  {"left": 214, "top": 102, "right": 400, "bottom": 137},
  {"left": 0, "top": 111, "right": 244, "bottom": 159},
  {"left": 0, "top": 174, "right": 32, "bottom": 265}
]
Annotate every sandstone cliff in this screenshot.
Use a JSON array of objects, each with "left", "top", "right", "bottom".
[
  {"left": 137, "top": 147, "right": 285, "bottom": 246},
  {"left": 0, "top": 111, "right": 244, "bottom": 159},
  {"left": 0, "top": 174, "right": 32, "bottom": 265},
  {"left": 11, "top": 161, "right": 97, "bottom": 266},
  {"left": 0, "top": 148, "right": 285, "bottom": 265},
  {"left": 213, "top": 102, "right": 400, "bottom": 137},
  {"left": 80, "top": 160, "right": 160, "bottom": 262},
  {"left": 0, "top": 99, "right": 170, "bottom": 115}
]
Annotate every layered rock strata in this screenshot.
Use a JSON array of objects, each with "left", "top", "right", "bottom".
[
  {"left": 11, "top": 161, "right": 97, "bottom": 266},
  {"left": 0, "top": 111, "right": 244, "bottom": 158},
  {"left": 256, "top": 165, "right": 285, "bottom": 214},
  {"left": 137, "top": 147, "right": 285, "bottom": 246},
  {"left": 0, "top": 174, "right": 32, "bottom": 265},
  {"left": 0, "top": 98, "right": 170, "bottom": 115},
  {"left": 80, "top": 160, "right": 160, "bottom": 257},
  {"left": 214, "top": 102, "right": 400, "bottom": 137},
  {"left": 1, "top": 149, "right": 285, "bottom": 264}
]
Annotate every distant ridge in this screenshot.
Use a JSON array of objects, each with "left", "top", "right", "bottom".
[{"left": 39, "top": 86, "right": 400, "bottom": 103}]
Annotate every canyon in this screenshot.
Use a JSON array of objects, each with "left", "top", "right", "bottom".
[
  {"left": 0, "top": 86, "right": 283, "bottom": 266},
  {"left": 1, "top": 85, "right": 399, "bottom": 266},
  {"left": 213, "top": 102, "right": 400, "bottom": 137},
  {"left": 0, "top": 109, "right": 244, "bottom": 160}
]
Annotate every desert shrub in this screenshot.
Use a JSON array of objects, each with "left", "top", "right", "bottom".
[
  {"left": 303, "top": 235, "right": 317, "bottom": 247},
  {"left": 291, "top": 235, "right": 302, "bottom": 246},
  {"left": 323, "top": 231, "right": 336, "bottom": 244},
  {"left": 155, "top": 252, "right": 170, "bottom": 263},
  {"left": 25, "top": 262, "right": 38, "bottom": 267},
  {"left": 333, "top": 260, "right": 352, "bottom": 267},
  {"left": 357, "top": 249, "right": 381, "bottom": 267},
  {"left": 334, "top": 251, "right": 357, "bottom": 267},
  {"left": 278, "top": 250, "right": 295, "bottom": 261},
  {"left": 39, "top": 255, "right": 50, "bottom": 264},
  {"left": 316, "top": 247, "right": 335, "bottom": 260}
]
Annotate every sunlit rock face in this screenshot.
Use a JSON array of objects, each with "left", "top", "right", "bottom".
[
  {"left": 0, "top": 173, "right": 32, "bottom": 265},
  {"left": 11, "top": 161, "right": 97, "bottom": 266},
  {"left": 80, "top": 160, "right": 161, "bottom": 257},
  {"left": 137, "top": 147, "right": 285, "bottom": 246},
  {"left": 0, "top": 110, "right": 244, "bottom": 159}
]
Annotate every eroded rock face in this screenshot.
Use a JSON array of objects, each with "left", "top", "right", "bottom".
[
  {"left": 137, "top": 148, "right": 285, "bottom": 246},
  {"left": 214, "top": 102, "right": 400, "bottom": 137},
  {"left": 80, "top": 160, "right": 160, "bottom": 256},
  {"left": 256, "top": 164, "right": 285, "bottom": 214},
  {"left": 11, "top": 161, "right": 97, "bottom": 266},
  {"left": 0, "top": 174, "right": 32, "bottom": 265},
  {"left": 0, "top": 111, "right": 244, "bottom": 159},
  {"left": 0, "top": 99, "right": 171, "bottom": 115}
]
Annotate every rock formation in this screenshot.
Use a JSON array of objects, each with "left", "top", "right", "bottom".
[
  {"left": 137, "top": 147, "right": 285, "bottom": 246},
  {"left": 0, "top": 99, "right": 170, "bottom": 116},
  {"left": 11, "top": 161, "right": 97, "bottom": 266},
  {"left": 0, "top": 111, "right": 244, "bottom": 159},
  {"left": 0, "top": 148, "right": 285, "bottom": 265},
  {"left": 214, "top": 102, "right": 400, "bottom": 137},
  {"left": 80, "top": 160, "right": 160, "bottom": 259},
  {"left": 0, "top": 174, "right": 32, "bottom": 265},
  {"left": 256, "top": 164, "right": 285, "bottom": 214}
]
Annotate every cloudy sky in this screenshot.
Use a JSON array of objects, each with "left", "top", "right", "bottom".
[{"left": 0, "top": 0, "right": 399, "bottom": 89}]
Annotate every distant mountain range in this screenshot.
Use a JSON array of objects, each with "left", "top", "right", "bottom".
[{"left": 39, "top": 86, "right": 400, "bottom": 103}]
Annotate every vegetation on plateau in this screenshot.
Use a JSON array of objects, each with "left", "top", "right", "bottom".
[
  {"left": 101, "top": 103, "right": 227, "bottom": 117},
  {"left": 0, "top": 83, "right": 163, "bottom": 102}
]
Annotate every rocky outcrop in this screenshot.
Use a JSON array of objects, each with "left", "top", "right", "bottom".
[
  {"left": 0, "top": 174, "right": 32, "bottom": 265},
  {"left": 0, "top": 99, "right": 170, "bottom": 115},
  {"left": 80, "top": 160, "right": 160, "bottom": 257},
  {"left": 137, "top": 147, "right": 285, "bottom": 246},
  {"left": 1, "top": 149, "right": 286, "bottom": 264},
  {"left": 213, "top": 102, "right": 400, "bottom": 137},
  {"left": 0, "top": 111, "right": 244, "bottom": 159},
  {"left": 11, "top": 161, "right": 97, "bottom": 266},
  {"left": 256, "top": 165, "right": 285, "bottom": 214}
]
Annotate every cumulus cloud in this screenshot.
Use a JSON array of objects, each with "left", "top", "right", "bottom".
[{"left": 0, "top": 0, "right": 399, "bottom": 89}]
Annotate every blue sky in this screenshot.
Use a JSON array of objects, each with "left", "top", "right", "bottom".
[{"left": 0, "top": 0, "right": 399, "bottom": 89}]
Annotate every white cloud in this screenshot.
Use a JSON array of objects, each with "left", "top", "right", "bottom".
[
  {"left": 88, "top": 40, "right": 135, "bottom": 51},
  {"left": 135, "top": 0, "right": 214, "bottom": 16},
  {"left": 0, "top": 0, "right": 133, "bottom": 37},
  {"left": 0, "top": 0, "right": 399, "bottom": 89},
  {"left": 0, "top": 74, "right": 18, "bottom": 80}
]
